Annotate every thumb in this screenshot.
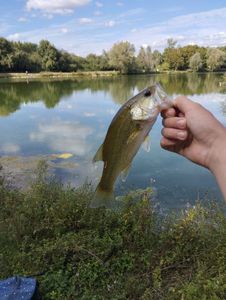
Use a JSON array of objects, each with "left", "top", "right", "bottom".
[{"left": 173, "top": 96, "right": 197, "bottom": 114}]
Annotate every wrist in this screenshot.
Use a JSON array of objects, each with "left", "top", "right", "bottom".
[{"left": 208, "top": 127, "right": 226, "bottom": 175}]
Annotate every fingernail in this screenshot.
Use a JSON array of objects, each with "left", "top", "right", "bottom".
[
  {"left": 177, "top": 119, "right": 186, "bottom": 128},
  {"left": 177, "top": 131, "right": 186, "bottom": 140}
]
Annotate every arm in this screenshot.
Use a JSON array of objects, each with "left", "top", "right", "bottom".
[{"left": 160, "top": 96, "right": 226, "bottom": 201}]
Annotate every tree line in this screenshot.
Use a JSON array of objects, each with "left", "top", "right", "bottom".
[{"left": 0, "top": 37, "right": 225, "bottom": 73}]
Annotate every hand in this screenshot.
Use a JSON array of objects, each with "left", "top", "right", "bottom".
[{"left": 160, "top": 96, "right": 226, "bottom": 172}]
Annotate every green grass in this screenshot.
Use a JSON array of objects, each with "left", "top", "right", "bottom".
[
  {"left": 0, "top": 71, "right": 119, "bottom": 80},
  {"left": 0, "top": 161, "right": 226, "bottom": 299}
]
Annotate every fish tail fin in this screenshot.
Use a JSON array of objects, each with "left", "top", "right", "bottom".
[{"left": 90, "top": 185, "right": 116, "bottom": 209}]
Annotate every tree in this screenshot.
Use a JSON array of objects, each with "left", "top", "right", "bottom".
[
  {"left": 189, "top": 52, "right": 203, "bottom": 71},
  {"left": 108, "top": 41, "right": 135, "bottom": 74},
  {"left": 166, "top": 38, "right": 177, "bottom": 49},
  {"left": 0, "top": 38, "right": 14, "bottom": 71},
  {"left": 38, "top": 40, "right": 59, "bottom": 71},
  {"left": 152, "top": 50, "right": 162, "bottom": 71},
  {"left": 136, "top": 46, "right": 151, "bottom": 72},
  {"left": 206, "top": 48, "right": 226, "bottom": 71},
  {"left": 163, "top": 48, "right": 184, "bottom": 70}
]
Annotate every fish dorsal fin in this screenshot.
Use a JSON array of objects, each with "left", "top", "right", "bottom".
[
  {"left": 93, "top": 144, "right": 103, "bottom": 163},
  {"left": 142, "top": 135, "right": 151, "bottom": 152},
  {"left": 121, "top": 164, "right": 131, "bottom": 182}
]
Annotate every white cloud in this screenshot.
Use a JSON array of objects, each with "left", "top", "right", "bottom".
[
  {"left": 116, "top": 2, "right": 123, "bottom": 6},
  {"left": 95, "top": 1, "right": 103, "bottom": 7},
  {"left": 26, "top": 0, "right": 91, "bottom": 15},
  {"left": 61, "top": 27, "right": 68, "bottom": 34},
  {"left": 30, "top": 120, "right": 93, "bottom": 156},
  {"left": 105, "top": 20, "right": 116, "bottom": 27},
  {"left": 94, "top": 10, "right": 101, "bottom": 16},
  {"left": 125, "top": 7, "right": 226, "bottom": 51},
  {"left": 18, "top": 17, "right": 27, "bottom": 22},
  {"left": 8, "top": 33, "right": 21, "bottom": 40},
  {"left": 79, "top": 17, "right": 92, "bottom": 24},
  {"left": 84, "top": 112, "right": 96, "bottom": 117},
  {"left": 0, "top": 143, "right": 20, "bottom": 154}
]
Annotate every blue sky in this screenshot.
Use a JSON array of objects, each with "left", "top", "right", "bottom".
[{"left": 1, "top": 0, "right": 226, "bottom": 56}]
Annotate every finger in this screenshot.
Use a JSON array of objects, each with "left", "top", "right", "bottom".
[
  {"left": 160, "top": 137, "right": 177, "bottom": 148},
  {"left": 162, "top": 117, "right": 186, "bottom": 129},
  {"left": 178, "top": 112, "right": 185, "bottom": 117},
  {"left": 161, "top": 108, "right": 176, "bottom": 118},
  {"left": 161, "top": 127, "right": 188, "bottom": 141}
]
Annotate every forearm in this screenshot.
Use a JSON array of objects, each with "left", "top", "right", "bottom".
[
  {"left": 212, "top": 163, "right": 226, "bottom": 202},
  {"left": 210, "top": 128, "right": 226, "bottom": 202}
]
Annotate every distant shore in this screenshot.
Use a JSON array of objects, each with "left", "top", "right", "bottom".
[
  {"left": 0, "top": 70, "right": 225, "bottom": 81},
  {"left": 0, "top": 71, "right": 120, "bottom": 80}
]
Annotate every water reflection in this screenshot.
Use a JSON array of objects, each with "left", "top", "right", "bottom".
[
  {"left": 30, "top": 120, "right": 93, "bottom": 156},
  {"left": 0, "top": 73, "right": 225, "bottom": 116},
  {"left": 0, "top": 73, "right": 225, "bottom": 210}
]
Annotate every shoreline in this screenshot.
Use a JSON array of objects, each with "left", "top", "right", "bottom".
[
  {"left": 0, "top": 71, "right": 120, "bottom": 80},
  {"left": 0, "top": 70, "right": 225, "bottom": 81}
]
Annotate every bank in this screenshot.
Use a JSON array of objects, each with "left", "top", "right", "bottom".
[
  {"left": 0, "top": 162, "right": 226, "bottom": 299},
  {"left": 0, "top": 71, "right": 120, "bottom": 80}
]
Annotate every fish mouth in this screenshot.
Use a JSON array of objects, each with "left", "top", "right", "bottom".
[{"left": 130, "top": 83, "right": 171, "bottom": 120}]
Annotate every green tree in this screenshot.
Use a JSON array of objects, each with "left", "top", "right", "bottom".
[
  {"left": 189, "top": 52, "right": 203, "bottom": 71},
  {"left": 85, "top": 54, "right": 102, "bottom": 71},
  {"left": 152, "top": 50, "right": 162, "bottom": 71},
  {"left": 166, "top": 38, "right": 177, "bottom": 49},
  {"left": 108, "top": 41, "right": 135, "bottom": 74},
  {"left": 136, "top": 46, "right": 153, "bottom": 72},
  {"left": 163, "top": 48, "right": 184, "bottom": 70},
  {"left": 0, "top": 38, "right": 14, "bottom": 71},
  {"left": 206, "top": 48, "right": 226, "bottom": 71},
  {"left": 38, "top": 40, "right": 59, "bottom": 71}
]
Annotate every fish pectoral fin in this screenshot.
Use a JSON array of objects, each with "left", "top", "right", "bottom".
[
  {"left": 142, "top": 135, "right": 151, "bottom": 152},
  {"left": 93, "top": 144, "right": 103, "bottom": 163},
  {"left": 121, "top": 164, "right": 131, "bottom": 182}
]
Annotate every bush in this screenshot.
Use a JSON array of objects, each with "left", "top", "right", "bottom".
[{"left": 0, "top": 162, "right": 226, "bottom": 299}]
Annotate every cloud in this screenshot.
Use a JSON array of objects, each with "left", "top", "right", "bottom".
[
  {"left": 95, "top": 1, "right": 103, "bottom": 7},
  {"left": 61, "top": 27, "right": 68, "bottom": 34},
  {"left": 18, "top": 17, "right": 27, "bottom": 22},
  {"left": 8, "top": 33, "right": 21, "bottom": 40},
  {"left": 116, "top": 2, "right": 123, "bottom": 6},
  {"left": 94, "top": 10, "right": 101, "bottom": 16},
  {"left": 0, "top": 143, "right": 20, "bottom": 154},
  {"left": 26, "top": 0, "right": 91, "bottom": 15},
  {"left": 30, "top": 120, "right": 93, "bottom": 156},
  {"left": 79, "top": 17, "right": 92, "bottom": 24},
  {"left": 84, "top": 112, "right": 96, "bottom": 117},
  {"left": 125, "top": 7, "right": 226, "bottom": 51},
  {"left": 105, "top": 20, "right": 116, "bottom": 27}
]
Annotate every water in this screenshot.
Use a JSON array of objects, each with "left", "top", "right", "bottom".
[{"left": 0, "top": 73, "right": 225, "bottom": 210}]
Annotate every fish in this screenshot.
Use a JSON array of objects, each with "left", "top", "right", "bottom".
[{"left": 91, "top": 83, "right": 172, "bottom": 209}]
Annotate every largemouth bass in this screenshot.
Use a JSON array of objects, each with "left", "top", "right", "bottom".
[{"left": 91, "top": 83, "right": 171, "bottom": 208}]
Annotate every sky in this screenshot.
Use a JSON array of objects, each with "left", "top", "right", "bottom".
[{"left": 1, "top": 0, "right": 226, "bottom": 56}]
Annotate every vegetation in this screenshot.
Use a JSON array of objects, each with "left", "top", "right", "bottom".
[
  {"left": 0, "top": 161, "right": 226, "bottom": 299},
  {"left": 0, "top": 37, "right": 226, "bottom": 74}
]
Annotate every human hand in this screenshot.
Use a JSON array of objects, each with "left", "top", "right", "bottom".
[{"left": 160, "top": 96, "right": 226, "bottom": 172}]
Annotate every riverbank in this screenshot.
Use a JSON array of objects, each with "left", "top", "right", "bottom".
[
  {"left": 0, "top": 162, "right": 226, "bottom": 299},
  {"left": 0, "top": 71, "right": 119, "bottom": 80}
]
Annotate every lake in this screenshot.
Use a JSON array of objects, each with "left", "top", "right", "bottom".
[{"left": 0, "top": 73, "right": 225, "bottom": 211}]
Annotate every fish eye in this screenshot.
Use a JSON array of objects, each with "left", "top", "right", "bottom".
[{"left": 144, "top": 89, "right": 151, "bottom": 97}]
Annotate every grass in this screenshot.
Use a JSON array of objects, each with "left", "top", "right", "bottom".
[
  {"left": 0, "top": 71, "right": 119, "bottom": 80},
  {"left": 0, "top": 161, "right": 226, "bottom": 299}
]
